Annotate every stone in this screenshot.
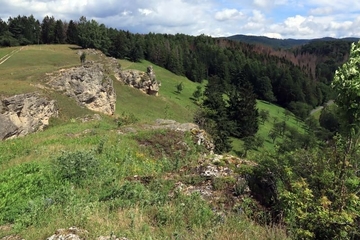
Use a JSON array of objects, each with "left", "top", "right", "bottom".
[
  {"left": 47, "top": 62, "right": 116, "bottom": 115},
  {"left": 191, "top": 128, "right": 215, "bottom": 153},
  {"left": 119, "top": 65, "right": 161, "bottom": 96},
  {"left": 46, "top": 227, "right": 88, "bottom": 240},
  {"left": 200, "top": 165, "right": 220, "bottom": 178},
  {"left": 0, "top": 114, "right": 18, "bottom": 140},
  {"left": 97, "top": 236, "right": 129, "bottom": 240},
  {"left": 0, "top": 235, "right": 24, "bottom": 240},
  {"left": 0, "top": 93, "right": 58, "bottom": 140}
]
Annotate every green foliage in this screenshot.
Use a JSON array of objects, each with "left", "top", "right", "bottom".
[
  {"left": 332, "top": 40, "right": 360, "bottom": 129},
  {"left": 259, "top": 109, "right": 270, "bottom": 124},
  {"left": 288, "top": 101, "right": 312, "bottom": 120},
  {"left": 77, "top": 16, "right": 111, "bottom": 54},
  {"left": 319, "top": 104, "right": 341, "bottom": 133},
  {"left": 227, "top": 84, "right": 259, "bottom": 139},
  {"left": 304, "top": 115, "right": 320, "bottom": 132},
  {"left": 0, "top": 163, "right": 56, "bottom": 225},
  {"left": 254, "top": 76, "right": 276, "bottom": 102},
  {"left": 192, "top": 85, "right": 203, "bottom": 104},
  {"left": 199, "top": 77, "right": 233, "bottom": 153},
  {"left": 242, "top": 135, "right": 264, "bottom": 157},
  {"left": 52, "top": 150, "right": 100, "bottom": 185},
  {"left": 268, "top": 129, "right": 279, "bottom": 144},
  {"left": 176, "top": 82, "right": 184, "bottom": 94},
  {"left": 249, "top": 135, "right": 360, "bottom": 239},
  {"left": 211, "top": 177, "right": 236, "bottom": 191},
  {"left": 134, "top": 130, "right": 199, "bottom": 171},
  {"left": 80, "top": 52, "right": 86, "bottom": 64},
  {"left": 115, "top": 111, "right": 139, "bottom": 127}
]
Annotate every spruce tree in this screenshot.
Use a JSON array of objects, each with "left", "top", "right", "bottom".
[
  {"left": 201, "top": 76, "right": 233, "bottom": 153},
  {"left": 227, "top": 83, "right": 259, "bottom": 138}
]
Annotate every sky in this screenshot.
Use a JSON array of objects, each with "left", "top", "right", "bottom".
[{"left": 1, "top": 0, "right": 360, "bottom": 39}]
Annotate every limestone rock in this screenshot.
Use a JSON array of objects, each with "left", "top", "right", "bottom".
[
  {"left": 119, "top": 65, "right": 161, "bottom": 96},
  {"left": 0, "top": 114, "right": 18, "bottom": 140},
  {"left": 48, "top": 62, "right": 116, "bottom": 115},
  {"left": 0, "top": 235, "right": 24, "bottom": 240},
  {"left": 46, "top": 227, "right": 88, "bottom": 240},
  {"left": 97, "top": 236, "right": 129, "bottom": 240},
  {"left": 0, "top": 93, "right": 58, "bottom": 140}
]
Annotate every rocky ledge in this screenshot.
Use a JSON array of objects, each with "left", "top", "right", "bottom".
[
  {"left": 47, "top": 62, "right": 116, "bottom": 115},
  {"left": 0, "top": 93, "right": 58, "bottom": 140}
]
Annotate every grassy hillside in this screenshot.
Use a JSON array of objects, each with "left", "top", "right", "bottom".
[
  {"left": 0, "top": 45, "right": 201, "bottom": 123},
  {"left": 0, "top": 117, "right": 289, "bottom": 239},
  {"left": 0, "top": 45, "right": 294, "bottom": 239},
  {"left": 115, "top": 59, "right": 202, "bottom": 123},
  {"left": 231, "top": 100, "right": 306, "bottom": 156}
]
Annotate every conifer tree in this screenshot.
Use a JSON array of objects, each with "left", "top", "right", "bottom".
[
  {"left": 201, "top": 76, "right": 233, "bottom": 153},
  {"left": 227, "top": 83, "right": 259, "bottom": 138}
]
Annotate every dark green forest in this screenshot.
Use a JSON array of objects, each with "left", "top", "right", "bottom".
[
  {"left": 0, "top": 15, "right": 354, "bottom": 111},
  {"left": 2, "top": 15, "right": 360, "bottom": 239}
]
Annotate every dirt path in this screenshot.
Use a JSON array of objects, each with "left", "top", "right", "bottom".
[
  {"left": 310, "top": 100, "right": 334, "bottom": 115},
  {"left": 0, "top": 47, "right": 23, "bottom": 65}
]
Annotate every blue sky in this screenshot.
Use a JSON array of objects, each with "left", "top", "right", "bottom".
[{"left": 0, "top": 0, "right": 359, "bottom": 39}]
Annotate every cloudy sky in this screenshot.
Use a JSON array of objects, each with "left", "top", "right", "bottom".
[{"left": 1, "top": 0, "right": 360, "bottom": 39}]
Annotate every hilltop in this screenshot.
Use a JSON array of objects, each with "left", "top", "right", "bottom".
[{"left": 227, "top": 34, "right": 360, "bottom": 49}]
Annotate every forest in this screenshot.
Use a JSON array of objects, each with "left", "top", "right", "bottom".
[{"left": 1, "top": 14, "right": 360, "bottom": 239}]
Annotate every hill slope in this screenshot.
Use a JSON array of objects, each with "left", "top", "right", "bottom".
[
  {"left": 0, "top": 44, "right": 295, "bottom": 239},
  {"left": 227, "top": 34, "right": 360, "bottom": 49}
]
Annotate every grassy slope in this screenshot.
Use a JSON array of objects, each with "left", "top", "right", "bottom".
[
  {"left": 0, "top": 45, "right": 292, "bottom": 239},
  {"left": 0, "top": 45, "right": 83, "bottom": 95},
  {"left": 231, "top": 100, "right": 306, "bottom": 156},
  {"left": 115, "top": 59, "right": 202, "bottom": 123}
]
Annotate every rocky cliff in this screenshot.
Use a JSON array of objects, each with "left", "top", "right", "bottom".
[
  {"left": 47, "top": 62, "right": 116, "bottom": 115},
  {"left": 0, "top": 93, "right": 58, "bottom": 140}
]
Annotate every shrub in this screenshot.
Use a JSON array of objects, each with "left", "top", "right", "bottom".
[
  {"left": 53, "top": 150, "right": 100, "bottom": 185},
  {"left": 80, "top": 52, "right": 86, "bottom": 64},
  {"left": 116, "top": 111, "right": 139, "bottom": 127}
]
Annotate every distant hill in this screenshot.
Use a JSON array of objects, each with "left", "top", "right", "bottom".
[{"left": 227, "top": 34, "right": 360, "bottom": 49}]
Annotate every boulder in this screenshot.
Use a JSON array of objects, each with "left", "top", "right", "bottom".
[
  {"left": 48, "top": 63, "right": 116, "bottom": 115},
  {"left": 0, "top": 93, "right": 58, "bottom": 140},
  {"left": 119, "top": 65, "right": 161, "bottom": 96}
]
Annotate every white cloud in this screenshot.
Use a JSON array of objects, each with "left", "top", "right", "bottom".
[
  {"left": 308, "top": 7, "right": 333, "bottom": 15},
  {"left": 0, "top": 0, "right": 359, "bottom": 38},
  {"left": 253, "top": 0, "right": 271, "bottom": 8},
  {"left": 264, "top": 32, "right": 283, "bottom": 38},
  {"left": 249, "top": 10, "right": 266, "bottom": 23},
  {"left": 138, "top": 8, "right": 152, "bottom": 16},
  {"left": 214, "top": 9, "right": 245, "bottom": 21}
]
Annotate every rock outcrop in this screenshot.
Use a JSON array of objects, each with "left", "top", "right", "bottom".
[
  {"left": 45, "top": 226, "right": 129, "bottom": 240},
  {"left": 46, "top": 226, "right": 87, "bottom": 240},
  {"left": 47, "top": 62, "right": 116, "bottom": 115},
  {"left": 119, "top": 66, "right": 161, "bottom": 96},
  {"left": 0, "top": 93, "right": 58, "bottom": 140}
]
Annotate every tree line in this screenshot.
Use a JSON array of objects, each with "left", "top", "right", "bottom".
[
  {"left": 0, "top": 14, "right": 349, "bottom": 153},
  {"left": 0, "top": 15, "right": 340, "bottom": 111}
]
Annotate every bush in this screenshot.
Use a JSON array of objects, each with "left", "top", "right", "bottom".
[
  {"left": 116, "top": 111, "right": 139, "bottom": 127},
  {"left": 53, "top": 150, "right": 100, "bottom": 185}
]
